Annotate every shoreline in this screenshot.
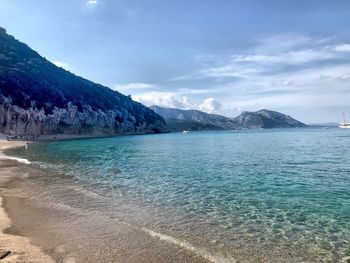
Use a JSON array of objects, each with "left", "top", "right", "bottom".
[
  {"left": 0, "top": 140, "right": 54, "bottom": 262},
  {"left": 0, "top": 195, "right": 54, "bottom": 262},
  {"left": 0, "top": 139, "right": 212, "bottom": 263},
  {"left": 4, "top": 130, "right": 170, "bottom": 143}
]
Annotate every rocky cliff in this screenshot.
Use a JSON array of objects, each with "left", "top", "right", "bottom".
[{"left": 0, "top": 27, "right": 167, "bottom": 139}]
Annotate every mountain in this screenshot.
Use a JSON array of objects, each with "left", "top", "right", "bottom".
[
  {"left": 150, "top": 106, "right": 240, "bottom": 131},
  {"left": 0, "top": 27, "right": 167, "bottom": 139},
  {"left": 235, "top": 109, "right": 307, "bottom": 129},
  {"left": 151, "top": 106, "right": 307, "bottom": 131}
]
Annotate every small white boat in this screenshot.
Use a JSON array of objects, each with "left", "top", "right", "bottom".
[
  {"left": 339, "top": 113, "right": 350, "bottom": 129},
  {"left": 182, "top": 130, "right": 190, "bottom": 134}
]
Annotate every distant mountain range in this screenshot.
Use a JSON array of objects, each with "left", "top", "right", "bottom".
[
  {"left": 0, "top": 27, "right": 167, "bottom": 138},
  {"left": 150, "top": 106, "right": 307, "bottom": 131}
]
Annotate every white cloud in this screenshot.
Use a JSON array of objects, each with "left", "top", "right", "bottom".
[
  {"left": 118, "top": 33, "right": 350, "bottom": 122},
  {"left": 171, "top": 34, "right": 349, "bottom": 82},
  {"left": 133, "top": 92, "right": 191, "bottom": 109},
  {"left": 53, "top": 61, "right": 69, "bottom": 70},
  {"left": 177, "top": 88, "right": 212, "bottom": 95},
  {"left": 86, "top": 0, "right": 98, "bottom": 6},
  {"left": 114, "top": 83, "right": 156, "bottom": 92},
  {"left": 132, "top": 91, "right": 225, "bottom": 115},
  {"left": 199, "top": 98, "right": 222, "bottom": 113},
  {"left": 256, "top": 34, "right": 315, "bottom": 53},
  {"left": 282, "top": 80, "right": 292, "bottom": 86},
  {"left": 334, "top": 44, "right": 350, "bottom": 52},
  {"left": 233, "top": 49, "right": 334, "bottom": 65},
  {"left": 200, "top": 64, "right": 262, "bottom": 79},
  {"left": 215, "top": 63, "right": 350, "bottom": 118}
]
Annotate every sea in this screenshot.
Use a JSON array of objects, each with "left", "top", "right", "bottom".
[{"left": 8, "top": 128, "right": 350, "bottom": 262}]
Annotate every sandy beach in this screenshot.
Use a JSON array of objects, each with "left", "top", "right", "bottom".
[
  {"left": 0, "top": 139, "right": 210, "bottom": 263},
  {"left": 0, "top": 140, "right": 54, "bottom": 262}
]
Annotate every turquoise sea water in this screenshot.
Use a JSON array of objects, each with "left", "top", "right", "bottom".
[{"left": 11, "top": 128, "right": 350, "bottom": 262}]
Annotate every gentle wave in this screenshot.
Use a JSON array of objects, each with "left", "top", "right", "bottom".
[
  {"left": 140, "top": 227, "right": 237, "bottom": 263},
  {"left": 40, "top": 191, "right": 233, "bottom": 263},
  {"left": 64, "top": 187, "right": 235, "bottom": 263},
  {"left": 0, "top": 154, "right": 31, "bottom": 164}
]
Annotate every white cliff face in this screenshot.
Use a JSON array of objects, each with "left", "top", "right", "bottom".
[{"left": 0, "top": 100, "right": 167, "bottom": 138}]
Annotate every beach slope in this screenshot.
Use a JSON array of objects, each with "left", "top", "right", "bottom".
[{"left": 0, "top": 140, "right": 54, "bottom": 262}]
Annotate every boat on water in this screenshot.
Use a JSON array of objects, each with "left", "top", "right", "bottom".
[
  {"left": 339, "top": 113, "right": 350, "bottom": 128},
  {"left": 182, "top": 130, "right": 190, "bottom": 134}
]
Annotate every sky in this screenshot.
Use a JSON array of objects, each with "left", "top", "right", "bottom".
[{"left": 1, "top": 0, "right": 350, "bottom": 123}]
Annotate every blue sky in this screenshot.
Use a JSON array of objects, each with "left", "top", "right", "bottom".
[{"left": 1, "top": 0, "right": 350, "bottom": 122}]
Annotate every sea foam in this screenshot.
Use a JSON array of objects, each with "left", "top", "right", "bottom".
[
  {"left": 0, "top": 154, "right": 31, "bottom": 164},
  {"left": 140, "top": 227, "right": 237, "bottom": 263}
]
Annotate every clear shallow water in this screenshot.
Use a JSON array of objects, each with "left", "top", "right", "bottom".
[{"left": 10, "top": 129, "right": 350, "bottom": 262}]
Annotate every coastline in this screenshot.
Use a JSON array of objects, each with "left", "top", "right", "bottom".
[{"left": 0, "top": 139, "right": 211, "bottom": 263}]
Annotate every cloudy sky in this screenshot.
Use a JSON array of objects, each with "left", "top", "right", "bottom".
[{"left": 1, "top": 0, "right": 350, "bottom": 123}]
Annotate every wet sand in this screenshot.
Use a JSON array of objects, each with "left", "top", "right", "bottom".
[
  {"left": 0, "top": 140, "right": 210, "bottom": 263},
  {"left": 0, "top": 140, "right": 54, "bottom": 262}
]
